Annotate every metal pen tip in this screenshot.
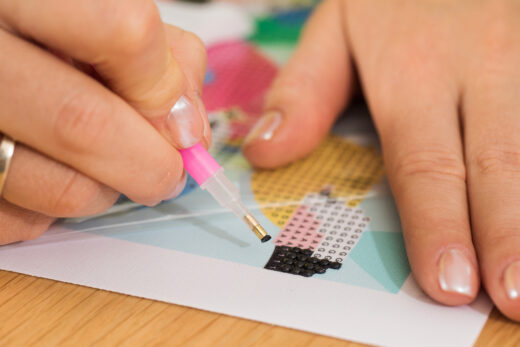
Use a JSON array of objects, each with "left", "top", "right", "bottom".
[{"left": 243, "top": 213, "right": 271, "bottom": 243}]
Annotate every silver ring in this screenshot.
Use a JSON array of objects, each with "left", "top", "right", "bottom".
[{"left": 0, "top": 135, "right": 15, "bottom": 196}]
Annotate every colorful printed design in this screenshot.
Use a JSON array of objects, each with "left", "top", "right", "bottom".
[
  {"left": 264, "top": 246, "right": 342, "bottom": 277},
  {"left": 272, "top": 191, "right": 369, "bottom": 264},
  {"left": 251, "top": 136, "right": 384, "bottom": 229},
  {"left": 207, "top": 110, "right": 232, "bottom": 156},
  {"left": 253, "top": 136, "right": 383, "bottom": 277},
  {"left": 205, "top": 108, "right": 253, "bottom": 165},
  {"left": 70, "top": 4, "right": 411, "bottom": 293},
  {"left": 248, "top": 8, "right": 312, "bottom": 45},
  {"left": 306, "top": 193, "right": 369, "bottom": 262},
  {"left": 274, "top": 203, "right": 324, "bottom": 250},
  {"left": 203, "top": 41, "right": 278, "bottom": 120}
]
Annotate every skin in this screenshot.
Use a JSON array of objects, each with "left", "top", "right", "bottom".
[
  {"left": 1, "top": 0, "right": 518, "bottom": 325},
  {"left": 243, "top": 0, "right": 520, "bottom": 322},
  {"left": 0, "top": 0, "right": 210, "bottom": 244}
]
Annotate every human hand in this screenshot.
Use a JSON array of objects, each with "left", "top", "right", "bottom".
[
  {"left": 0, "top": 0, "right": 210, "bottom": 244},
  {"left": 243, "top": 0, "right": 520, "bottom": 321}
]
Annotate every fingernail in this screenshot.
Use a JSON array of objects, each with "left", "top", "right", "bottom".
[
  {"left": 193, "top": 92, "right": 208, "bottom": 136},
  {"left": 194, "top": 92, "right": 211, "bottom": 142},
  {"left": 504, "top": 260, "right": 520, "bottom": 300},
  {"left": 438, "top": 248, "right": 475, "bottom": 297},
  {"left": 244, "top": 111, "right": 282, "bottom": 145},
  {"left": 167, "top": 95, "right": 202, "bottom": 148},
  {"left": 164, "top": 172, "right": 187, "bottom": 200}
]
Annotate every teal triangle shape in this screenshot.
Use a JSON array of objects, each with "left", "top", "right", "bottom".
[{"left": 350, "top": 231, "right": 411, "bottom": 293}]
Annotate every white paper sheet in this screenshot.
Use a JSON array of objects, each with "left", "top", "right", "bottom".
[
  {"left": 0, "top": 2, "right": 494, "bottom": 346},
  {"left": 0, "top": 225, "right": 492, "bottom": 347},
  {"left": 0, "top": 111, "right": 493, "bottom": 347}
]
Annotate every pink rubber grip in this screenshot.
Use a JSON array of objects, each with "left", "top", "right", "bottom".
[{"left": 179, "top": 143, "right": 221, "bottom": 185}]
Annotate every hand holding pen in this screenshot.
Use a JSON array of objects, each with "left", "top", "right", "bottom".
[{"left": 0, "top": 0, "right": 209, "bottom": 244}]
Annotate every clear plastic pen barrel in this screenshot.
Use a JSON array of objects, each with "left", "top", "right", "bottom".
[{"left": 201, "top": 168, "right": 271, "bottom": 242}]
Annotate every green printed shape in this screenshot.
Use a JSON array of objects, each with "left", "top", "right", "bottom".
[
  {"left": 350, "top": 231, "right": 411, "bottom": 293},
  {"left": 248, "top": 16, "right": 303, "bottom": 45}
]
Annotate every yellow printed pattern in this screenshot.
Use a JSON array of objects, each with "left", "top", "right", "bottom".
[{"left": 251, "top": 136, "right": 384, "bottom": 227}]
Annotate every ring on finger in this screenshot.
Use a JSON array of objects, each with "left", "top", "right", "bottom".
[{"left": 0, "top": 134, "right": 15, "bottom": 196}]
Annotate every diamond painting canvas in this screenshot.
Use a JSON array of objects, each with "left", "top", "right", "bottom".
[{"left": 0, "top": 2, "right": 493, "bottom": 346}]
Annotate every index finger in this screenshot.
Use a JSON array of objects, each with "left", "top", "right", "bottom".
[{"left": 0, "top": 0, "right": 181, "bottom": 118}]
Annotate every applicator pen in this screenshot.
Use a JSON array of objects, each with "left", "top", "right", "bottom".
[{"left": 179, "top": 143, "right": 271, "bottom": 243}]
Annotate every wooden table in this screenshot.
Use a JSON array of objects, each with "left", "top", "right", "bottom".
[{"left": 0, "top": 270, "right": 518, "bottom": 346}]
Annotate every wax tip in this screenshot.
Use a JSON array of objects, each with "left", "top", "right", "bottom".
[{"left": 261, "top": 235, "right": 272, "bottom": 243}]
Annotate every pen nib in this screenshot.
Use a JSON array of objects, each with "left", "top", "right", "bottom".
[{"left": 243, "top": 213, "right": 271, "bottom": 243}]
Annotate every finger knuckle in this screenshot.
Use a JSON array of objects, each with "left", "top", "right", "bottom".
[
  {"left": 479, "top": 227, "right": 520, "bottom": 250},
  {"left": 49, "top": 171, "right": 113, "bottom": 217},
  {"left": 410, "top": 218, "right": 471, "bottom": 244},
  {"left": 183, "top": 31, "right": 207, "bottom": 63},
  {"left": 146, "top": 58, "right": 185, "bottom": 110},
  {"left": 108, "top": 0, "right": 161, "bottom": 55},
  {"left": 270, "top": 73, "right": 332, "bottom": 118},
  {"left": 21, "top": 227, "right": 46, "bottom": 241},
  {"left": 0, "top": 208, "right": 51, "bottom": 244},
  {"left": 471, "top": 148, "right": 520, "bottom": 176},
  {"left": 382, "top": 34, "right": 434, "bottom": 72},
  {"left": 480, "top": 15, "right": 513, "bottom": 58},
  {"left": 183, "top": 30, "right": 208, "bottom": 81},
  {"left": 0, "top": 228, "right": 18, "bottom": 245},
  {"left": 392, "top": 148, "right": 466, "bottom": 184},
  {"left": 275, "top": 69, "right": 317, "bottom": 97},
  {"left": 139, "top": 153, "right": 183, "bottom": 205},
  {"left": 54, "top": 91, "right": 110, "bottom": 154},
  {"left": 20, "top": 215, "right": 52, "bottom": 241}
]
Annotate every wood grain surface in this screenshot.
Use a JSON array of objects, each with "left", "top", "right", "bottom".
[{"left": 0, "top": 270, "right": 518, "bottom": 346}]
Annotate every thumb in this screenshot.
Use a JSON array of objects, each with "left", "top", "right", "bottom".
[
  {"left": 148, "top": 24, "right": 211, "bottom": 150},
  {"left": 147, "top": 24, "right": 211, "bottom": 150},
  {"left": 243, "top": 0, "right": 355, "bottom": 168}
]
